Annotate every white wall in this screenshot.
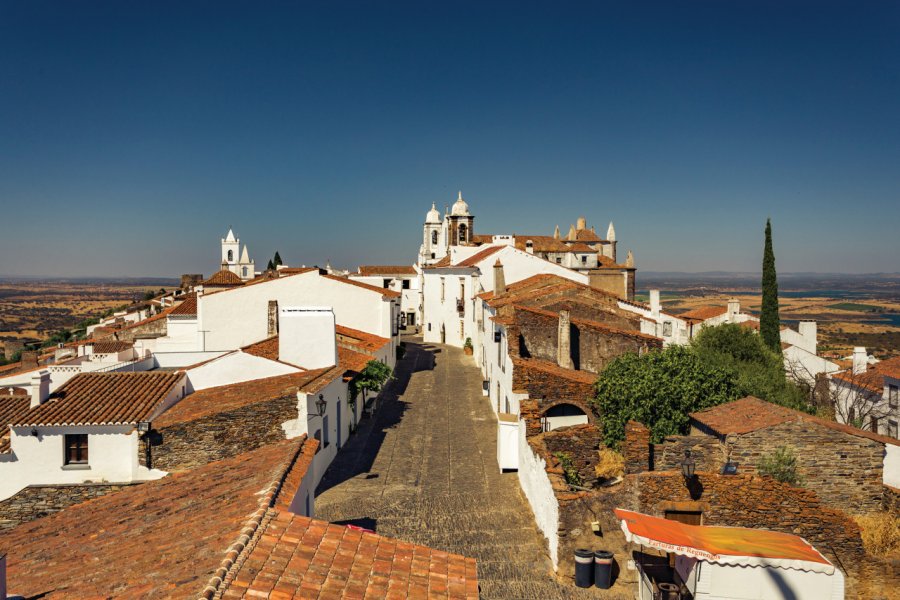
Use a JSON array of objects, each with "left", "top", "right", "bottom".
[
  {"left": 155, "top": 317, "right": 201, "bottom": 352},
  {"left": 0, "top": 425, "right": 168, "bottom": 501},
  {"left": 185, "top": 351, "right": 300, "bottom": 392},
  {"left": 885, "top": 445, "right": 900, "bottom": 488},
  {"left": 783, "top": 344, "right": 840, "bottom": 386},
  {"left": 152, "top": 350, "right": 229, "bottom": 368},
  {"left": 421, "top": 268, "right": 477, "bottom": 347},
  {"left": 296, "top": 377, "right": 352, "bottom": 489},
  {"left": 199, "top": 270, "right": 395, "bottom": 351},
  {"left": 517, "top": 419, "right": 560, "bottom": 569}
]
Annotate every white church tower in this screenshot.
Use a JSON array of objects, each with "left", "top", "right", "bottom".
[
  {"left": 417, "top": 192, "right": 476, "bottom": 267},
  {"left": 220, "top": 228, "right": 256, "bottom": 281}
]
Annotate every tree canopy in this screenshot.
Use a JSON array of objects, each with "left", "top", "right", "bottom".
[
  {"left": 592, "top": 345, "right": 740, "bottom": 447},
  {"left": 593, "top": 323, "right": 812, "bottom": 448}
]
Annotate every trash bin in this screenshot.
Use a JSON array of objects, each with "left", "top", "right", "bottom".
[
  {"left": 574, "top": 548, "right": 593, "bottom": 588},
  {"left": 593, "top": 550, "right": 614, "bottom": 589},
  {"left": 658, "top": 582, "right": 681, "bottom": 599}
]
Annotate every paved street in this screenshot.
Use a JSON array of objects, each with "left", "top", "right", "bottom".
[{"left": 315, "top": 340, "right": 610, "bottom": 599}]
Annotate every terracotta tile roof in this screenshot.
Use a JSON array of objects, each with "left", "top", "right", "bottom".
[
  {"left": 429, "top": 255, "right": 453, "bottom": 267},
  {"left": 203, "top": 269, "right": 244, "bottom": 287},
  {"left": 241, "top": 336, "right": 280, "bottom": 361},
  {"left": 168, "top": 293, "right": 198, "bottom": 316},
  {"left": 511, "top": 356, "right": 597, "bottom": 385},
  {"left": 690, "top": 396, "right": 900, "bottom": 446},
  {"left": 13, "top": 372, "right": 183, "bottom": 427},
  {"left": 226, "top": 512, "right": 479, "bottom": 599},
  {"left": 336, "top": 324, "right": 390, "bottom": 354},
  {"left": 91, "top": 340, "right": 134, "bottom": 353},
  {"left": 513, "top": 235, "right": 576, "bottom": 253},
  {"left": 0, "top": 437, "right": 317, "bottom": 599},
  {"left": 322, "top": 273, "right": 401, "bottom": 298},
  {"left": 832, "top": 356, "right": 900, "bottom": 393},
  {"left": 154, "top": 370, "right": 330, "bottom": 429},
  {"left": 299, "top": 347, "right": 375, "bottom": 395},
  {"left": 0, "top": 394, "right": 31, "bottom": 453},
  {"left": 456, "top": 245, "right": 504, "bottom": 267},
  {"left": 357, "top": 265, "right": 417, "bottom": 276},
  {"left": 677, "top": 305, "right": 728, "bottom": 321},
  {"left": 574, "top": 228, "right": 602, "bottom": 242}
]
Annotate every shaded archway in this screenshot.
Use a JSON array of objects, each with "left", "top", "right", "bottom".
[{"left": 540, "top": 400, "right": 594, "bottom": 432}]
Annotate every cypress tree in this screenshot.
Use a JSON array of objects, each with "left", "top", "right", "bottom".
[
  {"left": 267, "top": 259, "right": 275, "bottom": 271},
  {"left": 760, "top": 218, "right": 781, "bottom": 352},
  {"left": 273, "top": 251, "right": 283, "bottom": 267}
]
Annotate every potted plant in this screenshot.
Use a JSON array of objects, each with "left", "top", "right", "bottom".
[{"left": 463, "top": 337, "right": 474, "bottom": 355}]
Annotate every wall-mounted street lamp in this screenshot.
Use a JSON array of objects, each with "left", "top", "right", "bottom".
[
  {"left": 308, "top": 394, "right": 327, "bottom": 418},
  {"left": 681, "top": 449, "right": 696, "bottom": 483}
]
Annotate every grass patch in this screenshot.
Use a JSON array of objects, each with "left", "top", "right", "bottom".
[
  {"left": 595, "top": 447, "right": 625, "bottom": 480},
  {"left": 854, "top": 512, "right": 900, "bottom": 558},
  {"left": 827, "top": 302, "right": 881, "bottom": 312}
]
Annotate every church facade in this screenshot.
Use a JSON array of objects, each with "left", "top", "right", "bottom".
[{"left": 416, "top": 192, "right": 635, "bottom": 300}]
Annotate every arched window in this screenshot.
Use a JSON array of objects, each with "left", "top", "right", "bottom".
[
  {"left": 431, "top": 230, "right": 438, "bottom": 245},
  {"left": 458, "top": 223, "right": 468, "bottom": 243},
  {"left": 227, "top": 249, "right": 234, "bottom": 262},
  {"left": 242, "top": 266, "right": 248, "bottom": 277}
]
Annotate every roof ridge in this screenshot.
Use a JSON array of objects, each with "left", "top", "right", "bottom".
[{"left": 198, "top": 435, "right": 313, "bottom": 599}]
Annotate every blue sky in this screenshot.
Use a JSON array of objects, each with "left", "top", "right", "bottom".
[{"left": 1, "top": 1, "right": 898, "bottom": 277}]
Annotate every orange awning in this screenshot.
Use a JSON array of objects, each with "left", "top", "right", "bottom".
[{"left": 615, "top": 509, "right": 834, "bottom": 574}]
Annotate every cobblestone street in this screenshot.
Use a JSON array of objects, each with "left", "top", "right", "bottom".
[{"left": 315, "top": 340, "right": 611, "bottom": 599}]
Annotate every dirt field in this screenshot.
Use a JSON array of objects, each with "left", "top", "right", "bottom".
[{"left": 0, "top": 279, "right": 174, "bottom": 353}]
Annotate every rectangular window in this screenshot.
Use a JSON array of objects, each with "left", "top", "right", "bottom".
[
  {"left": 889, "top": 385, "right": 898, "bottom": 408},
  {"left": 556, "top": 257, "right": 562, "bottom": 264},
  {"left": 440, "top": 278, "right": 445, "bottom": 302},
  {"left": 402, "top": 279, "right": 411, "bottom": 290},
  {"left": 581, "top": 255, "right": 587, "bottom": 264},
  {"left": 383, "top": 278, "right": 391, "bottom": 289},
  {"left": 64, "top": 434, "right": 89, "bottom": 465},
  {"left": 870, "top": 416, "right": 879, "bottom": 434},
  {"left": 663, "top": 322, "right": 673, "bottom": 337},
  {"left": 323, "top": 415, "right": 330, "bottom": 448}
]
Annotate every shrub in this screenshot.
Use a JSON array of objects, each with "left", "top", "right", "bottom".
[
  {"left": 463, "top": 337, "right": 473, "bottom": 350},
  {"left": 854, "top": 512, "right": 900, "bottom": 558},
  {"left": 595, "top": 448, "right": 624, "bottom": 480},
  {"left": 757, "top": 446, "right": 803, "bottom": 486},
  {"left": 553, "top": 452, "right": 583, "bottom": 487}
]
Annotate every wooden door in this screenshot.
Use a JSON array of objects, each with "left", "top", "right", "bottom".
[{"left": 664, "top": 511, "right": 702, "bottom": 567}]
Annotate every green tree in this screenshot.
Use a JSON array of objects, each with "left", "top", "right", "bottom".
[
  {"left": 692, "top": 324, "right": 810, "bottom": 412},
  {"left": 592, "top": 346, "right": 740, "bottom": 447},
  {"left": 349, "top": 360, "right": 392, "bottom": 403},
  {"left": 273, "top": 251, "right": 283, "bottom": 267},
  {"left": 760, "top": 218, "right": 781, "bottom": 352}
]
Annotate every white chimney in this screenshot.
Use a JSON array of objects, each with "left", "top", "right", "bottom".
[
  {"left": 649, "top": 290, "right": 661, "bottom": 318},
  {"left": 798, "top": 321, "right": 817, "bottom": 354},
  {"left": 727, "top": 297, "right": 740, "bottom": 322},
  {"left": 30, "top": 370, "right": 50, "bottom": 409},
  {"left": 278, "top": 307, "right": 337, "bottom": 370},
  {"left": 852, "top": 347, "right": 867, "bottom": 375},
  {"left": 525, "top": 240, "right": 534, "bottom": 254}
]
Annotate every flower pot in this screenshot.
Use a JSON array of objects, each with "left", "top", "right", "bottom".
[{"left": 463, "top": 346, "right": 473, "bottom": 355}]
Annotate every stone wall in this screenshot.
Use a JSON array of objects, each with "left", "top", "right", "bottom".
[
  {"left": 0, "top": 482, "right": 136, "bottom": 530},
  {"left": 511, "top": 358, "right": 595, "bottom": 407},
  {"left": 883, "top": 484, "right": 900, "bottom": 515},
  {"left": 541, "top": 424, "right": 602, "bottom": 488},
  {"left": 150, "top": 394, "right": 297, "bottom": 472},
  {"left": 653, "top": 435, "right": 723, "bottom": 473},
  {"left": 623, "top": 420, "right": 651, "bottom": 475},
  {"left": 512, "top": 307, "right": 655, "bottom": 374},
  {"left": 733, "top": 421, "right": 883, "bottom": 513},
  {"left": 113, "top": 315, "right": 167, "bottom": 342}
]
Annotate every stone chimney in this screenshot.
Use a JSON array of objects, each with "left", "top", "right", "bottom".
[
  {"left": 852, "top": 347, "right": 868, "bottom": 375},
  {"left": 798, "top": 321, "right": 817, "bottom": 354},
  {"left": 267, "top": 300, "right": 279, "bottom": 337},
  {"left": 557, "top": 310, "right": 574, "bottom": 370},
  {"left": 30, "top": 370, "right": 50, "bottom": 409},
  {"left": 19, "top": 351, "right": 38, "bottom": 368},
  {"left": 576, "top": 216, "right": 586, "bottom": 230},
  {"left": 493, "top": 260, "right": 506, "bottom": 295},
  {"left": 727, "top": 297, "right": 740, "bottom": 322},
  {"left": 649, "top": 290, "right": 661, "bottom": 318},
  {"left": 278, "top": 307, "right": 337, "bottom": 370}
]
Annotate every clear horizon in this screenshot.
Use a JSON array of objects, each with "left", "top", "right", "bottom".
[{"left": 2, "top": 2, "right": 898, "bottom": 277}]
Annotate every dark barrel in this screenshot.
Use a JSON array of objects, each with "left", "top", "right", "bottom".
[
  {"left": 574, "top": 548, "right": 594, "bottom": 588},
  {"left": 593, "top": 550, "right": 614, "bottom": 589}
]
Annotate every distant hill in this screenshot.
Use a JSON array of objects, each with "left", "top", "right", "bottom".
[{"left": 0, "top": 276, "right": 180, "bottom": 286}]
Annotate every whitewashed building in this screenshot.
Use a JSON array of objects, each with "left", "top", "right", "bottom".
[
  {"left": 349, "top": 265, "right": 421, "bottom": 329},
  {"left": 0, "top": 371, "right": 188, "bottom": 501}
]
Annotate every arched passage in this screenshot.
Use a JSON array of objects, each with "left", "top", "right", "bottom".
[{"left": 540, "top": 400, "right": 593, "bottom": 432}]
